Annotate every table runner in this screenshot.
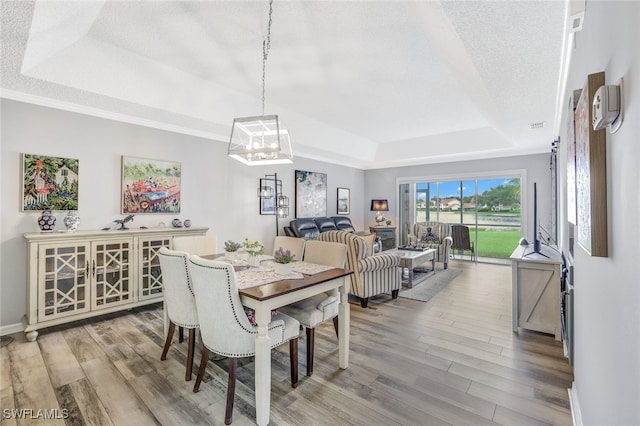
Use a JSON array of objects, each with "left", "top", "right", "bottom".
[
  {"left": 291, "top": 261, "right": 335, "bottom": 275},
  {"left": 236, "top": 268, "right": 304, "bottom": 289},
  {"left": 235, "top": 262, "right": 335, "bottom": 289}
]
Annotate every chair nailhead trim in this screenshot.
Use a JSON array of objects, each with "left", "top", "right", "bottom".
[{"left": 189, "top": 258, "right": 288, "bottom": 358}]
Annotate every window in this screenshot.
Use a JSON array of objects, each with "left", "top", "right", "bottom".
[{"left": 399, "top": 175, "right": 522, "bottom": 263}]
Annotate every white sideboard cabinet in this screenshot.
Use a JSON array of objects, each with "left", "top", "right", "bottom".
[
  {"left": 23, "top": 226, "right": 208, "bottom": 341},
  {"left": 510, "top": 244, "right": 563, "bottom": 340}
]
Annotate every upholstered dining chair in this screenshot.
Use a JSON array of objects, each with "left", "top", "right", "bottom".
[
  {"left": 187, "top": 255, "right": 300, "bottom": 425},
  {"left": 278, "top": 240, "right": 347, "bottom": 376},
  {"left": 172, "top": 235, "right": 217, "bottom": 343},
  {"left": 173, "top": 235, "right": 217, "bottom": 256},
  {"left": 318, "top": 230, "right": 401, "bottom": 308},
  {"left": 272, "top": 236, "right": 305, "bottom": 261},
  {"left": 157, "top": 247, "right": 199, "bottom": 381}
]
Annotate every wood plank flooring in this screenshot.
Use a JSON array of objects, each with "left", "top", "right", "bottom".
[{"left": 1, "top": 260, "right": 573, "bottom": 425}]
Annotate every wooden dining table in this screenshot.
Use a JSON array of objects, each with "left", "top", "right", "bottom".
[{"left": 200, "top": 255, "right": 354, "bottom": 426}]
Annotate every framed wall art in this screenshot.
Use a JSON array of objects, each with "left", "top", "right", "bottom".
[
  {"left": 121, "top": 156, "right": 181, "bottom": 214},
  {"left": 574, "top": 72, "right": 607, "bottom": 257},
  {"left": 337, "top": 187, "right": 350, "bottom": 215},
  {"left": 259, "top": 177, "right": 282, "bottom": 215},
  {"left": 295, "top": 170, "right": 327, "bottom": 218},
  {"left": 566, "top": 91, "right": 579, "bottom": 226},
  {"left": 22, "top": 153, "right": 79, "bottom": 211}
]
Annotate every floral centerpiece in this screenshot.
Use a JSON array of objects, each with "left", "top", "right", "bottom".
[
  {"left": 273, "top": 247, "right": 295, "bottom": 264},
  {"left": 243, "top": 238, "right": 265, "bottom": 255},
  {"left": 224, "top": 240, "right": 242, "bottom": 261},
  {"left": 243, "top": 238, "right": 265, "bottom": 266},
  {"left": 224, "top": 240, "right": 242, "bottom": 252},
  {"left": 272, "top": 247, "right": 295, "bottom": 274}
]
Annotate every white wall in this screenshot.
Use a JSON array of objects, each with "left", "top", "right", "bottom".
[
  {"left": 0, "top": 99, "right": 365, "bottom": 329},
  {"left": 364, "top": 154, "right": 552, "bottom": 239},
  {"left": 558, "top": 1, "right": 639, "bottom": 425}
]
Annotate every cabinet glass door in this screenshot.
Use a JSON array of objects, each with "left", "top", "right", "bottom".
[
  {"left": 39, "top": 243, "right": 90, "bottom": 320},
  {"left": 91, "top": 240, "right": 132, "bottom": 309},
  {"left": 139, "top": 237, "right": 171, "bottom": 300}
]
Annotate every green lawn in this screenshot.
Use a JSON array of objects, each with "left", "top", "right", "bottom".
[{"left": 473, "top": 229, "right": 521, "bottom": 258}]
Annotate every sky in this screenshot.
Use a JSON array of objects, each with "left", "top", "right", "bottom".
[{"left": 416, "top": 178, "right": 517, "bottom": 200}]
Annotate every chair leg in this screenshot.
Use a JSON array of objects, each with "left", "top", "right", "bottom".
[
  {"left": 306, "top": 328, "right": 315, "bottom": 377},
  {"left": 360, "top": 297, "right": 369, "bottom": 308},
  {"left": 192, "top": 345, "right": 210, "bottom": 393},
  {"left": 290, "top": 338, "right": 298, "bottom": 387},
  {"left": 178, "top": 326, "right": 184, "bottom": 343},
  {"left": 225, "top": 358, "right": 237, "bottom": 425},
  {"left": 160, "top": 321, "right": 176, "bottom": 361},
  {"left": 332, "top": 317, "right": 339, "bottom": 338},
  {"left": 186, "top": 328, "right": 196, "bottom": 381}
]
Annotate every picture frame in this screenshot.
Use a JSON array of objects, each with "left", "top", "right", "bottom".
[
  {"left": 22, "top": 153, "right": 79, "bottom": 211},
  {"left": 574, "top": 72, "right": 608, "bottom": 257},
  {"left": 566, "top": 90, "right": 580, "bottom": 225},
  {"left": 337, "top": 187, "right": 350, "bottom": 215},
  {"left": 121, "top": 156, "right": 181, "bottom": 214},
  {"left": 259, "top": 177, "right": 282, "bottom": 215},
  {"left": 295, "top": 170, "right": 327, "bottom": 218}
]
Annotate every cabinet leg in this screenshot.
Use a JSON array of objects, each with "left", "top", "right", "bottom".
[{"left": 25, "top": 330, "right": 38, "bottom": 342}]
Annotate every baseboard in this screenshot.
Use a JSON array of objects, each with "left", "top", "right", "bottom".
[
  {"left": 0, "top": 322, "right": 24, "bottom": 337},
  {"left": 568, "top": 382, "right": 583, "bottom": 426}
]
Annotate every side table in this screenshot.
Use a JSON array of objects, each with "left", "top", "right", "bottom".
[{"left": 369, "top": 226, "right": 396, "bottom": 251}]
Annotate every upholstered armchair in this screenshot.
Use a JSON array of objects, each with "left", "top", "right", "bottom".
[
  {"left": 318, "top": 231, "right": 401, "bottom": 308},
  {"left": 413, "top": 221, "right": 453, "bottom": 269}
]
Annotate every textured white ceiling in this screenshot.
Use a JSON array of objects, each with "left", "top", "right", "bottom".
[{"left": 1, "top": 0, "right": 567, "bottom": 169}]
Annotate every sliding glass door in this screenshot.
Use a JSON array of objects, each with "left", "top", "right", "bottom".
[{"left": 399, "top": 176, "right": 521, "bottom": 263}]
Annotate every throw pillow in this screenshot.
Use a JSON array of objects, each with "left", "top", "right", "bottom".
[
  {"left": 359, "top": 234, "right": 376, "bottom": 256},
  {"left": 304, "top": 231, "right": 319, "bottom": 240},
  {"left": 244, "top": 307, "right": 277, "bottom": 326},
  {"left": 421, "top": 227, "right": 440, "bottom": 244}
]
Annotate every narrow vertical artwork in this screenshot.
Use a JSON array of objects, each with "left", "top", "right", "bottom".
[
  {"left": 337, "top": 187, "right": 350, "bottom": 215},
  {"left": 259, "top": 178, "right": 282, "bottom": 215},
  {"left": 295, "top": 170, "right": 327, "bottom": 218},
  {"left": 566, "top": 92, "right": 579, "bottom": 225},
  {"left": 574, "top": 72, "right": 607, "bottom": 257}
]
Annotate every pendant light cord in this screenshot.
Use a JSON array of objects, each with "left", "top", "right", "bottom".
[{"left": 261, "top": 0, "right": 274, "bottom": 116}]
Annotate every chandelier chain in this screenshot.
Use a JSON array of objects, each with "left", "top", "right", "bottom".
[{"left": 261, "top": 0, "right": 274, "bottom": 116}]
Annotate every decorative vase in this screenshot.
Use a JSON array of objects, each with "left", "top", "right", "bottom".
[
  {"left": 63, "top": 210, "right": 80, "bottom": 232},
  {"left": 171, "top": 218, "right": 183, "bottom": 228},
  {"left": 225, "top": 251, "right": 238, "bottom": 262},
  {"left": 247, "top": 254, "right": 261, "bottom": 267},
  {"left": 273, "top": 262, "right": 292, "bottom": 275},
  {"left": 37, "top": 210, "right": 56, "bottom": 232},
  {"left": 183, "top": 219, "right": 192, "bottom": 228}
]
